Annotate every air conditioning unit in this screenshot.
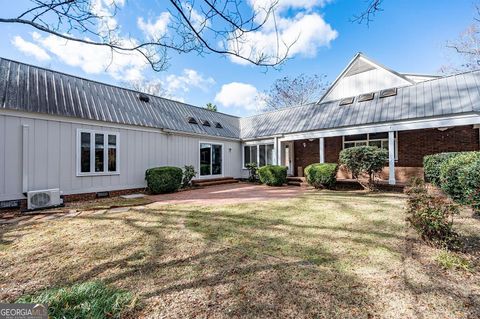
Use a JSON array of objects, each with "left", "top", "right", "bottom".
[{"left": 27, "top": 189, "right": 63, "bottom": 210}]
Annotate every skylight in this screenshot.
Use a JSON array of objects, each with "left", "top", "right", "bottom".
[
  {"left": 215, "top": 122, "right": 223, "bottom": 129},
  {"left": 339, "top": 97, "right": 355, "bottom": 106},
  {"left": 358, "top": 92, "right": 375, "bottom": 102},
  {"left": 138, "top": 93, "right": 150, "bottom": 103},
  {"left": 380, "top": 88, "right": 397, "bottom": 98},
  {"left": 201, "top": 120, "right": 211, "bottom": 127}
]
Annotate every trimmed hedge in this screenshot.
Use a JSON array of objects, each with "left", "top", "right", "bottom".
[
  {"left": 258, "top": 165, "right": 287, "bottom": 186},
  {"left": 458, "top": 158, "right": 480, "bottom": 212},
  {"left": 304, "top": 163, "right": 338, "bottom": 189},
  {"left": 424, "top": 152, "right": 463, "bottom": 186},
  {"left": 439, "top": 152, "right": 480, "bottom": 202},
  {"left": 145, "top": 166, "right": 183, "bottom": 194}
]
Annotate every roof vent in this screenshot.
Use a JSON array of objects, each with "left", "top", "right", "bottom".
[
  {"left": 339, "top": 97, "right": 355, "bottom": 106},
  {"left": 187, "top": 117, "right": 198, "bottom": 124},
  {"left": 380, "top": 88, "right": 397, "bottom": 98},
  {"left": 201, "top": 120, "right": 211, "bottom": 127},
  {"left": 138, "top": 93, "right": 150, "bottom": 102},
  {"left": 358, "top": 92, "right": 375, "bottom": 102},
  {"left": 215, "top": 122, "right": 223, "bottom": 129}
]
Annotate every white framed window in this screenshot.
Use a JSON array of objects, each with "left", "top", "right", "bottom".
[
  {"left": 77, "top": 129, "right": 119, "bottom": 176},
  {"left": 243, "top": 144, "right": 275, "bottom": 168},
  {"left": 343, "top": 132, "right": 398, "bottom": 160}
]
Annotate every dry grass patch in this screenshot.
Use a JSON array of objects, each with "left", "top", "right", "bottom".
[{"left": 0, "top": 190, "right": 479, "bottom": 318}]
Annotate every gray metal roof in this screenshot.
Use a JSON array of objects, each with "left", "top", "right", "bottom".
[
  {"left": 0, "top": 58, "right": 240, "bottom": 139},
  {"left": 240, "top": 70, "right": 480, "bottom": 139}
]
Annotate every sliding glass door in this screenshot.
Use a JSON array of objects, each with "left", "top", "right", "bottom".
[{"left": 200, "top": 143, "right": 223, "bottom": 177}]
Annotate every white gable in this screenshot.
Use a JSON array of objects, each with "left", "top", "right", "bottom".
[{"left": 320, "top": 54, "right": 414, "bottom": 103}]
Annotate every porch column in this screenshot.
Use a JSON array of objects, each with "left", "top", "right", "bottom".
[
  {"left": 274, "top": 137, "right": 279, "bottom": 165},
  {"left": 319, "top": 137, "right": 325, "bottom": 163},
  {"left": 388, "top": 131, "right": 396, "bottom": 185}
]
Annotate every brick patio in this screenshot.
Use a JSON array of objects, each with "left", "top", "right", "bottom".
[{"left": 148, "top": 182, "right": 307, "bottom": 206}]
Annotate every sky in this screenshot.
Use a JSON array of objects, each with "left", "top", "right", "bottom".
[{"left": 0, "top": 0, "right": 476, "bottom": 116}]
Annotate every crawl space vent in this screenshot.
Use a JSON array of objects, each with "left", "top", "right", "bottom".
[
  {"left": 339, "top": 97, "right": 355, "bottom": 106},
  {"left": 380, "top": 88, "right": 397, "bottom": 98},
  {"left": 187, "top": 117, "right": 198, "bottom": 124},
  {"left": 138, "top": 93, "right": 150, "bottom": 102},
  {"left": 358, "top": 92, "right": 375, "bottom": 102}
]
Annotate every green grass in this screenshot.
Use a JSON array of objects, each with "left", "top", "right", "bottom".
[
  {"left": 17, "top": 281, "right": 136, "bottom": 319},
  {"left": 435, "top": 250, "right": 472, "bottom": 271}
]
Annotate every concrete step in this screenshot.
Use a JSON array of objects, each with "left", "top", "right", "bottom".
[
  {"left": 192, "top": 177, "right": 239, "bottom": 187},
  {"left": 287, "top": 181, "right": 309, "bottom": 187},
  {"left": 287, "top": 176, "right": 306, "bottom": 182}
]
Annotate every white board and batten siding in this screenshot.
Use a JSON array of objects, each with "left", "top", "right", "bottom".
[{"left": 0, "top": 112, "right": 242, "bottom": 201}]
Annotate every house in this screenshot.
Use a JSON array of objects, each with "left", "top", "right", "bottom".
[{"left": 0, "top": 53, "right": 479, "bottom": 205}]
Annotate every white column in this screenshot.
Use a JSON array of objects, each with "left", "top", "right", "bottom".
[
  {"left": 388, "top": 131, "right": 396, "bottom": 185},
  {"left": 319, "top": 137, "right": 325, "bottom": 163},
  {"left": 273, "top": 137, "right": 279, "bottom": 165},
  {"left": 277, "top": 140, "right": 283, "bottom": 166}
]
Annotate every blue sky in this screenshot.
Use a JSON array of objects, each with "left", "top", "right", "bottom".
[{"left": 0, "top": 0, "right": 475, "bottom": 116}]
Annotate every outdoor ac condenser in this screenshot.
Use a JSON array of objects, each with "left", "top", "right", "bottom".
[{"left": 27, "top": 189, "right": 63, "bottom": 210}]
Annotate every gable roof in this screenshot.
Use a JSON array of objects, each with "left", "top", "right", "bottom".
[
  {"left": 319, "top": 52, "right": 415, "bottom": 103},
  {"left": 0, "top": 58, "right": 240, "bottom": 139},
  {"left": 240, "top": 70, "right": 480, "bottom": 139}
]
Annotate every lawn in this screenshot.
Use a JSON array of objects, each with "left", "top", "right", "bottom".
[{"left": 1, "top": 190, "right": 479, "bottom": 318}]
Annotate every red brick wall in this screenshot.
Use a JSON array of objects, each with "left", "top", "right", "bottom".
[
  {"left": 325, "top": 136, "right": 343, "bottom": 163},
  {"left": 397, "top": 126, "right": 479, "bottom": 167},
  {"left": 293, "top": 139, "right": 319, "bottom": 176}
]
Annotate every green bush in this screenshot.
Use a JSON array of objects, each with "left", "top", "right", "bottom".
[
  {"left": 182, "top": 165, "right": 197, "bottom": 188},
  {"left": 17, "top": 281, "right": 135, "bottom": 319},
  {"left": 145, "top": 166, "right": 183, "bottom": 194},
  {"left": 339, "top": 146, "right": 388, "bottom": 190},
  {"left": 258, "top": 165, "right": 287, "bottom": 186},
  {"left": 304, "top": 163, "right": 338, "bottom": 189},
  {"left": 245, "top": 162, "right": 258, "bottom": 183},
  {"left": 458, "top": 158, "right": 480, "bottom": 213},
  {"left": 424, "top": 152, "right": 463, "bottom": 186},
  {"left": 405, "top": 178, "right": 459, "bottom": 249},
  {"left": 439, "top": 152, "right": 480, "bottom": 202}
]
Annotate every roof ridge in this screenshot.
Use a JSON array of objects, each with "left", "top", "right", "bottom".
[{"left": 0, "top": 56, "right": 239, "bottom": 119}]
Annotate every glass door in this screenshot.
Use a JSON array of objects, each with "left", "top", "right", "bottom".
[{"left": 200, "top": 143, "right": 223, "bottom": 177}]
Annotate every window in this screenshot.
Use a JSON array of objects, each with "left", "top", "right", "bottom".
[
  {"left": 343, "top": 132, "right": 397, "bottom": 159},
  {"left": 78, "top": 130, "right": 119, "bottom": 175},
  {"left": 243, "top": 144, "right": 274, "bottom": 168},
  {"left": 200, "top": 143, "right": 223, "bottom": 176}
]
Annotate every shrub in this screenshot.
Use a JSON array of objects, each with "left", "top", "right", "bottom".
[
  {"left": 439, "top": 152, "right": 480, "bottom": 202},
  {"left": 424, "top": 152, "right": 463, "bottom": 186},
  {"left": 258, "top": 165, "right": 288, "bottom": 186},
  {"left": 182, "top": 165, "right": 197, "bottom": 188},
  {"left": 458, "top": 158, "right": 480, "bottom": 213},
  {"left": 339, "top": 146, "right": 388, "bottom": 190},
  {"left": 405, "top": 178, "right": 459, "bottom": 249},
  {"left": 145, "top": 166, "right": 183, "bottom": 194},
  {"left": 435, "top": 250, "right": 472, "bottom": 271},
  {"left": 245, "top": 162, "right": 258, "bottom": 183},
  {"left": 17, "top": 281, "right": 135, "bottom": 319},
  {"left": 304, "top": 163, "right": 338, "bottom": 189}
]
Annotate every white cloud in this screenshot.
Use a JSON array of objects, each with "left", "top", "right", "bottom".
[
  {"left": 165, "top": 69, "right": 215, "bottom": 94},
  {"left": 137, "top": 12, "right": 171, "bottom": 40},
  {"left": 214, "top": 82, "right": 265, "bottom": 114},
  {"left": 30, "top": 32, "right": 147, "bottom": 81},
  {"left": 11, "top": 36, "right": 50, "bottom": 61},
  {"left": 227, "top": 0, "right": 338, "bottom": 65}
]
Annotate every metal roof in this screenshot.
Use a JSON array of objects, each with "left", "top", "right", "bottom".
[
  {"left": 0, "top": 58, "right": 240, "bottom": 139},
  {"left": 240, "top": 70, "right": 480, "bottom": 139},
  {"left": 1, "top": 57, "right": 479, "bottom": 141}
]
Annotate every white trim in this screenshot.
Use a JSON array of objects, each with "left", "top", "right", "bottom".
[
  {"left": 198, "top": 141, "right": 224, "bottom": 178},
  {"left": 278, "top": 114, "right": 480, "bottom": 142},
  {"left": 388, "top": 131, "right": 396, "bottom": 185},
  {"left": 474, "top": 124, "right": 480, "bottom": 129},
  {"left": 76, "top": 129, "right": 120, "bottom": 177},
  {"left": 22, "top": 125, "right": 29, "bottom": 193},
  {"left": 319, "top": 137, "right": 325, "bottom": 163},
  {"left": 274, "top": 136, "right": 279, "bottom": 165}
]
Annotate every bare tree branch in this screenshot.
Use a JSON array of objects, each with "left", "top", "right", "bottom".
[{"left": 352, "top": 0, "right": 384, "bottom": 26}]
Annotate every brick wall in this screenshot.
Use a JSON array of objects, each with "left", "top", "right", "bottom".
[
  {"left": 397, "top": 126, "right": 479, "bottom": 167},
  {"left": 293, "top": 139, "right": 319, "bottom": 176}
]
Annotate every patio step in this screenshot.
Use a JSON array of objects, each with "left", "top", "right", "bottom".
[
  {"left": 192, "top": 177, "right": 239, "bottom": 187},
  {"left": 287, "top": 177, "right": 308, "bottom": 187}
]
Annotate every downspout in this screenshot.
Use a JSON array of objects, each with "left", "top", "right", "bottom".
[{"left": 22, "top": 124, "right": 29, "bottom": 195}]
